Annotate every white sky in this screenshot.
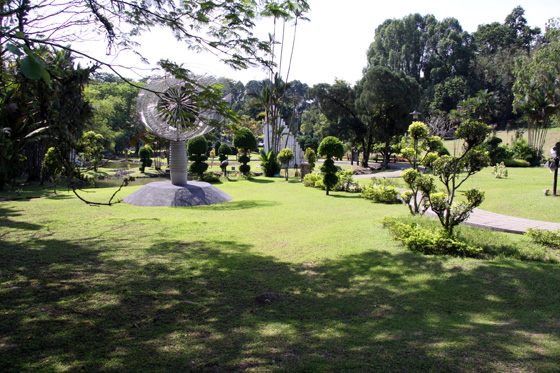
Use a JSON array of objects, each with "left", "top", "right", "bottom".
[{"left": 82, "top": 0, "right": 560, "bottom": 86}]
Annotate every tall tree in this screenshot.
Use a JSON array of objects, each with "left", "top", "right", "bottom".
[
  {"left": 356, "top": 66, "right": 420, "bottom": 168},
  {"left": 85, "top": 79, "right": 142, "bottom": 153},
  {"left": 0, "top": 49, "right": 95, "bottom": 189},
  {"left": 513, "top": 21, "right": 560, "bottom": 155},
  {"left": 367, "top": 14, "right": 473, "bottom": 115},
  {"left": 367, "top": 13, "right": 427, "bottom": 81},
  {"left": 310, "top": 80, "right": 368, "bottom": 164},
  {"left": 471, "top": 7, "right": 541, "bottom": 125}
]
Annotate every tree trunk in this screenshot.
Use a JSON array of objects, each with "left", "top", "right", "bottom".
[
  {"left": 361, "top": 134, "right": 373, "bottom": 168},
  {"left": 382, "top": 139, "right": 391, "bottom": 169}
]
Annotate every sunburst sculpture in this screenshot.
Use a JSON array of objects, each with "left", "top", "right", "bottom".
[{"left": 137, "top": 76, "right": 214, "bottom": 185}]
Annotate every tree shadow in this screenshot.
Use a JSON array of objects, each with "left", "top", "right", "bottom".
[
  {"left": 198, "top": 200, "right": 280, "bottom": 211},
  {"left": 0, "top": 185, "right": 73, "bottom": 201},
  {"left": 247, "top": 178, "right": 275, "bottom": 184},
  {"left": 0, "top": 206, "right": 43, "bottom": 231},
  {"left": 329, "top": 193, "right": 363, "bottom": 199},
  {"left": 1, "top": 231, "right": 559, "bottom": 371}
]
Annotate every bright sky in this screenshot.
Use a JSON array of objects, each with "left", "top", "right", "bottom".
[{"left": 87, "top": 0, "right": 560, "bottom": 86}]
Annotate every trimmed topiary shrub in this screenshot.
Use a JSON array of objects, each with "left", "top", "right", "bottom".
[
  {"left": 318, "top": 136, "right": 345, "bottom": 195},
  {"left": 305, "top": 147, "right": 317, "bottom": 171},
  {"left": 277, "top": 148, "right": 294, "bottom": 180},
  {"left": 218, "top": 143, "right": 231, "bottom": 162},
  {"left": 233, "top": 128, "right": 257, "bottom": 176},
  {"left": 187, "top": 136, "right": 209, "bottom": 180},
  {"left": 218, "top": 143, "right": 232, "bottom": 175},
  {"left": 139, "top": 145, "right": 153, "bottom": 173}
]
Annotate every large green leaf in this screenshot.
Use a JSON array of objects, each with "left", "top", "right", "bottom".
[
  {"left": 20, "top": 56, "right": 43, "bottom": 80},
  {"left": 6, "top": 44, "right": 23, "bottom": 56}
]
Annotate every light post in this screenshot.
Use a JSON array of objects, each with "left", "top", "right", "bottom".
[
  {"left": 552, "top": 143, "right": 559, "bottom": 196},
  {"left": 410, "top": 110, "right": 421, "bottom": 121}
]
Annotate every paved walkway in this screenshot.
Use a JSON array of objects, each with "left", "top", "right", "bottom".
[{"left": 355, "top": 166, "right": 560, "bottom": 234}]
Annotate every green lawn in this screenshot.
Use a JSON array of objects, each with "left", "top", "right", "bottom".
[
  {"left": 457, "top": 166, "right": 560, "bottom": 222},
  {"left": 1, "top": 178, "right": 560, "bottom": 371}
]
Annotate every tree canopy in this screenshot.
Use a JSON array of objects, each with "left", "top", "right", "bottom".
[
  {"left": 2, "top": 0, "right": 309, "bottom": 84},
  {"left": 356, "top": 66, "right": 420, "bottom": 167}
]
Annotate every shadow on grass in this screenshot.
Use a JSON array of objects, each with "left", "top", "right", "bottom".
[
  {"left": 0, "top": 206, "right": 43, "bottom": 231},
  {"left": 329, "top": 193, "right": 363, "bottom": 199},
  {"left": 1, "top": 232, "right": 559, "bottom": 371},
  {"left": 0, "top": 184, "right": 73, "bottom": 201},
  {"left": 247, "top": 178, "right": 275, "bottom": 184},
  {"left": 197, "top": 199, "right": 280, "bottom": 211}
]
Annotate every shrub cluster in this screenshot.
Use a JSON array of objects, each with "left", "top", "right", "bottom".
[
  {"left": 259, "top": 149, "right": 281, "bottom": 177},
  {"left": 383, "top": 217, "right": 483, "bottom": 258},
  {"left": 302, "top": 169, "right": 361, "bottom": 192},
  {"left": 202, "top": 171, "right": 221, "bottom": 183},
  {"left": 525, "top": 229, "right": 560, "bottom": 250},
  {"left": 361, "top": 182, "right": 399, "bottom": 203},
  {"left": 503, "top": 158, "right": 530, "bottom": 167},
  {"left": 483, "top": 137, "right": 542, "bottom": 167}
]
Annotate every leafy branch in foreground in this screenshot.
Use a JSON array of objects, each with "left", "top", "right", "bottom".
[{"left": 3, "top": 0, "right": 309, "bottom": 82}]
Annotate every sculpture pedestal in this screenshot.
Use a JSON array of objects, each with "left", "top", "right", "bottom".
[
  {"left": 170, "top": 140, "right": 188, "bottom": 185},
  {"left": 123, "top": 181, "right": 232, "bottom": 207}
]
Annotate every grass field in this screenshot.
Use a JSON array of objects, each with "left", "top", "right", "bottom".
[
  {"left": 443, "top": 128, "right": 560, "bottom": 157},
  {"left": 1, "top": 176, "right": 560, "bottom": 372},
  {"left": 457, "top": 166, "right": 560, "bottom": 222}
]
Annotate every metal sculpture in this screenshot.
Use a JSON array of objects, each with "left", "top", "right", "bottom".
[{"left": 137, "top": 76, "right": 214, "bottom": 185}]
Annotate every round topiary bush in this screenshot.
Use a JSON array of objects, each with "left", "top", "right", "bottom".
[
  {"left": 235, "top": 126, "right": 253, "bottom": 174},
  {"left": 218, "top": 143, "right": 231, "bottom": 162},
  {"left": 139, "top": 145, "right": 153, "bottom": 173},
  {"left": 318, "top": 136, "right": 344, "bottom": 195},
  {"left": 277, "top": 148, "right": 294, "bottom": 180},
  {"left": 187, "top": 136, "right": 209, "bottom": 180}
]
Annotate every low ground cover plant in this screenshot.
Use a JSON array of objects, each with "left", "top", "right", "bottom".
[
  {"left": 383, "top": 217, "right": 483, "bottom": 257},
  {"left": 361, "top": 178, "right": 400, "bottom": 203},
  {"left": 526, "top": 228, "right": 560, "bottom": 250}
]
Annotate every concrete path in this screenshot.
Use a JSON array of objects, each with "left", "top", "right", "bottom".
[{"left": 355, "top": 167, "right": 560, "bottom": 234}]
